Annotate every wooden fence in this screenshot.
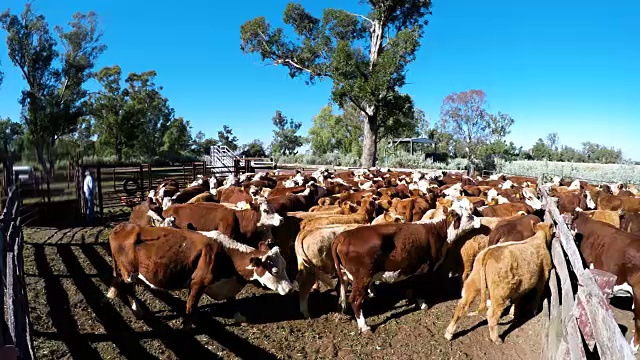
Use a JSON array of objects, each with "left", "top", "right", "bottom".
[
  {"left": 1, "top": 185, "right": 36, "bottom": 359},
  {"left": 81, "top": 161, "right": 247, "bottom": 221},
  {"left": 538, "top": 175, "right": 634, "bottom": 359}
]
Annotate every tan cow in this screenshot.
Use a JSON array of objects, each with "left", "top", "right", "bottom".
[
  {"left": 445, "top": 222, "right": 553, "bottom": 343},
  {"left": 295, "top": 223, "right": 367, "bottom": 318},
  {"left": 300, "top": 198, "right": 377, "bottom": 230}
]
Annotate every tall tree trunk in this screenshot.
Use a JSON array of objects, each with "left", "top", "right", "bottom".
[
  {"left": 361, "top": 113, "right": 378, "bottom": 168},
  {"left": 360, "top": 19, "right": 384, "bottom": 168}
]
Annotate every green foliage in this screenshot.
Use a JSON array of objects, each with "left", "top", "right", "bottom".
[
  {"left": 162, "top": 117, "right": 192, "bottom": 155},
  {"left": 191, "top": 131, "right": 217, "bottom": 157},
  {"left": 308, "top": 103, "right": 362, "bottom": 156},
  {"left": 240, "top": 139, "right": 267, "bottom": 158},
  {"left": 240, "top": 1, "right": 433, "bottom": 166},
  {"left": 126, "top": 71, "right": 174, "bottom": 158},
  {"left": 528, "top": 133, "right": 622, "bottom": 164},
  {"left": 0, "top": 117, "right": 24, "bottom": 153},
  {"left": 87, "top": 66, "right": 177, "bottom": 160},
  {"left": 217, "top": 125, "right": 238, "bottom": 152},
  {"left": 270, "top": 110, "right": 305, "bottom": 157},
  {"left": 0, "top": 4, "right": 105, "bottom": 176},
  {"left": 440, "top": 89, "right": 515, "bottom": 161}
]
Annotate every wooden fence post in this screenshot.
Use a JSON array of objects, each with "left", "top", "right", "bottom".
[
  {"left": 182, "top": 163, "right": 186, "bottom": 188},
  {"left": 202, "top": 161, "right": 206, "bottom": 176},
  {"left": 96, "top": 167, "right": 103, "bottom": 222},
  {"left": 147, "top": 164, "right": 152, "bottom": 188},
  {"left": 139, "top": 164, "right": 145, "bottom": 202},
  {"left": 234, "top": 159, "right": 240, "bottom": 177}
]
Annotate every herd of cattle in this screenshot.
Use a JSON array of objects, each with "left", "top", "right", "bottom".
[{"left": 106, "top": 168, "right": 640, "bottom": 352}]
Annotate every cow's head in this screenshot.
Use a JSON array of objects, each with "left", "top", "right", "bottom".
[
  {"left": 445, "top": 198, "right": 481, "bottom": 243},
  {"left": 223, "top": 175, "right": 238, "bottom": 188},
  {"left": 443, "top": 183, "right": 463, "bottom": 199},
  {"left": 255, "top": 197, "right": 283, "bottom": 228},
  {"left": 486, "top": 188, "right": 498, "bottom": 203},
  {"left": 501, "top": 180, "right": 514, "bottom": 189},
  {"left": 162, "top": 193, "right": 177, "bottom": 211},
  {"left": 247, "top": 246, "right": 292, "bottom": 295},
  {"left": 522, "top": 187, "right": 543, "bottom": 210},
  {"left": 249, "top": 185, "right": 262, "bottom": 201},
  {"left": 584, "top": 190, "right": 596, "bottom": 210}
]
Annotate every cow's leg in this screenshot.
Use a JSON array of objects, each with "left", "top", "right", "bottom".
[
  {"left": 631, "top": 291, "right": 640, "bottom": 354},
  {"left": 338, "top": 273, "right": 349, "bottom": 314},
  {"left": 349, "top": 279, "right": 371, "bottom": 333},
  {"left": 487, "top": 298, "right": 508, "bottom": 344},
  {"left": 531, "top": 280, "right": 546, "bottom": 316},
  {"left": 107, "top": 249, "right": 122, "bottom": 299},
  {"left": 445, "top": 279, "right": 480, "bottom": 340},
  {"left": 367, "top": 281, "right": 377, "bottom": 298},
  {"left": 296, "top": 268, "right": 316, "bottom": 319},
  {"left": 183, "top": 284, "right": 205, "bottom": 329}
]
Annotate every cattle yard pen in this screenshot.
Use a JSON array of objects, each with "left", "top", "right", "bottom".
[
  {"left": 5, "top": 163, "right": 640, "bottom": 359},
  {"left": 537, "top": 174, "right": 634, "bottom": 359},
  {"left": 81, "top": 160, "right": 265, "bottom": 222},
  {"left": 1, "top": 179, "right": 36, "bottom": 359}
]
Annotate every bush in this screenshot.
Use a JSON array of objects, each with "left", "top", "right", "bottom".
[{"left": 496, "top": 160, "right": 640, "bottom": 184}]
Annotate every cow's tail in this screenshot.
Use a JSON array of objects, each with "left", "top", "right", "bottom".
[
  {"left": 294, "top": 231, "right": 312, "bottom": 273},
  {"left": 331, "top": 233, "right": 345, "bottom": 295},
  {"left": 106, "top": 231, "right": 122, "bottom": 299},
  {"left": 477, "top": 247, "right": 491, "bottom": 314}
]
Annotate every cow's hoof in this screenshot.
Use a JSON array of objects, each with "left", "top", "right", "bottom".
[
  {"left": 417, "top": 299, "right": 428, "bottom": 310},
  {"left": 444, "top": 332, "right": 454, "bottom": 341},
  {"left": 360, "top": 326, "right": 372, "bottom": 334},
  {"left": 106, "top": 287, "right": 117, "bottom": 299},
  {"left": 491, "top": 337, "right": 503, "bottom": 345}
]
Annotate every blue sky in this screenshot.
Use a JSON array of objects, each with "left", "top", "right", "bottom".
[{"left": 1, "top": 0, "right": 638, "bottom": 159}]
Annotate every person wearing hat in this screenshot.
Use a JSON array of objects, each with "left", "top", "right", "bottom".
[{"left": 83, "top": 169, "right": 95, "bottom": 224}]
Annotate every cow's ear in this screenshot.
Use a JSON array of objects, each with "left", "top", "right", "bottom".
[
  {"left": 257, "top": 241, "right": 270, "bottom": 252},
  {"left": 247, "top": 256, "right": 263, "bottom": 269}
]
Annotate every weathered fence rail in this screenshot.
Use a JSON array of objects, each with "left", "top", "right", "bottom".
[
  {"left": 538, "top": 175, "right": 634, "bottom": 359},
  {"left": 1, "top": 185, "right": 36, "bottom": 360}
]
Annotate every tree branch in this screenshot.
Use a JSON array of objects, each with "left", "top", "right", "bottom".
[{"left": 346, "top": 11, "right": 373, "bottom": 25}]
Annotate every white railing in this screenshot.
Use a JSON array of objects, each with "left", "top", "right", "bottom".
[{"left": 208, "top": 145, "right": 237, "bottom": 175}]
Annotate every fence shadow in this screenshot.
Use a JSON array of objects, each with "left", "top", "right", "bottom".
[{"left": 78, "top": 231, "right": 279, "bottom": 360}]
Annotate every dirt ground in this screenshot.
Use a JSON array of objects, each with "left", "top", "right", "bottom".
[{"left": 22, "top": 224, "right": 633, "bottom": 360}]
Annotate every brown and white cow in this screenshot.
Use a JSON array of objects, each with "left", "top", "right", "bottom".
[
  {"left": 163, "top": 197, "right": 284, "bottom": 247},
  {"left": 571, "top": 212, "right": 640, "bottom": 353},
  {"left": 107, "top": 224, "right": 292, "bottom": 328},
  {"left": 331, "top": 198, "right": 481, "bottom": 332}
]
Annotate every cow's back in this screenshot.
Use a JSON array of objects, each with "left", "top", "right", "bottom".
[
  {"left": 621, "top": 213, "right": 640, "bottom": 234},
  {"left": 575, "top": 216, "right": 640, "bottom": 276},
  {"left": 163, "top": 203, "right": 240, "bottom": 237}
]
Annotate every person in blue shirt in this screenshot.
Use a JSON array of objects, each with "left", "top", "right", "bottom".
[{"left": 83, "top": 169, "right": 95, "bottom": 224}]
